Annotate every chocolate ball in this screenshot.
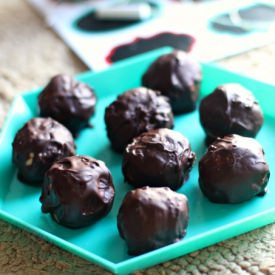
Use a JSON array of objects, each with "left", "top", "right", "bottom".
[
  {"left": 12, "top": 117, "right": 76, "bottom": 185},
  {"left": 142, "top": 50, "right": 201, "bottom": 114},
  {"left": 122, "top": 128, "right": 195, "bottom": 190},
  {"left": 40, "top": 155, "right": 115, "bottom": 228},
  {"left": 38, "top": 74, "right": 96, "bottom": 136},
  {"left": 199, "top": 135, "right": 270, "bottom": 204},
  {"left": 199, "top": 83, "right": 263, "bottom": 145},
  {"left": 117, "top": 186, "right": 189, "bottom": 255},
  {"left": 104, "top": 87, "right": 174, "bottom": 153}
]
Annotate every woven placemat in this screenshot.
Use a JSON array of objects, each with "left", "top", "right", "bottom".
[{"left": 0, "top": 1, "right": 275, "bottom": 274}]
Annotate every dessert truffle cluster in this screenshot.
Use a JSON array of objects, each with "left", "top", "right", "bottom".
[
  {"left": 103, "top": 51, "right": 202, "bottom": 253},
  {"left": 198, "top": 82, "right": 269, "bottom": 204},
  {"left": 12, "top": 75, "right": 115, "bottom": 228},
  {"left": 11, "top": 50, "right": 271, "bottom": 258}
]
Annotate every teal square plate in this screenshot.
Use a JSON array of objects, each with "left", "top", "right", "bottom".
[{"left": 0, "top": 48, "right": 275, "bottom": 274}]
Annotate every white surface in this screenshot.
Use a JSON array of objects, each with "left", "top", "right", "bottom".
[{"left": 27, "top": 0, "right": 275, "bottom": 71}]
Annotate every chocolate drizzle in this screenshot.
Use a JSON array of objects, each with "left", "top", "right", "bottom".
[
  {"left": 40, "top": 155, "right": 115, "bottom": 228},
  {"left": 199, "top": 134, "right": 270, "bottom": 203},
  {"left": 39, "top": 74, "right": 96, "bottom": 136},
  {"left": 117, "top": 186, "right": 189, "bottom": 255},
  {"left": 142, "top": 50, "right": 201, "bottom": 114},
  {"left": 12, "top": 117, "right": 76, "bottom": 185},
  {"left": 104, "top": 87, "right": 174, "bottom": 153}
]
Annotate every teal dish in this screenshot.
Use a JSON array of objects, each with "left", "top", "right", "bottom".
[{"left": 0, "top": 48, "right": 275, "bottom": 274}]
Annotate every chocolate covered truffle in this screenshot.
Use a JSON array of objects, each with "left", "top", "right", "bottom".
[
  {"left": 39, "top": 74, "right": 96, "bottom": 136},
  {"left": 104, "top": 87, "right": 174, "bottom": 153},
  {"left": 199, "top": 83, "right": 263, "bottom": 145},
  {"left": 142, "top": 50, "right": 201, "bottom": 114},
  {"left": 122, "top": 128, "right": 195, "bottom": 190},
  {"left": 40, "top": 155, "right": 115, "bottom": 228},
  {"left": 117, "top": 186, "right": 189, "bottom": 255},
  {"left": 12, "top": 117, "right": 75, "bottom": 185},
  {"left": 199, "top": 134, "right": 270, "bottom": 204}
]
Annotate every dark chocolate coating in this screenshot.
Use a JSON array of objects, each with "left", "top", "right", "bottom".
[
  {"left": 104, "top": 87, "right": 174, "bottom": 153},
  {"left": 199, "top": 83, "right": 263, "bottom": 144},
  {"left": 40, "top": 155, "right": 115, "bottom": 228},
  {"left": 142, "top": 50, "right": 201, "bottom": 114},
  {"left": 39, "top": 74, "right": 96, "bottom": 136},
  {"left": 12, "top": 117, "right": 76, "bottom": 185},
  {"left": 122, "top": 128, "right": 195, "bottom": 190},
  {"left": 117, "top": 186, "right": 189, "bottom": 255},
  {"left": 199, "top": 134, "right": 270, "bottom": 203}
]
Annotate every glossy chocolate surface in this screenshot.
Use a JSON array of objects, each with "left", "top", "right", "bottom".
[
  {"left": 39, "top": 74, "right": 96, "bottom": 136},
  {"left": 122, "top": 128, "right": 195, "bottom": 190},
  {"left": 104, "top": 87, "right": 174, "bottom": 153},
  {"left": 12, "top": 117, "right": 76, "bottom": 185},
  {"left": 142, "top": 50, "right": 201, "bottom": 114},
  {"left": 40, "top": 155, "right": 115, "bottom": 228},
  {"left": 199, "top": 134, "right": 270, "bottom": 203},
  {"left": 117, "top": 186, "right": 189, "bottom": 255},
  {"left": 199, "top": 83, "right": 263, "bottom": 144}
]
